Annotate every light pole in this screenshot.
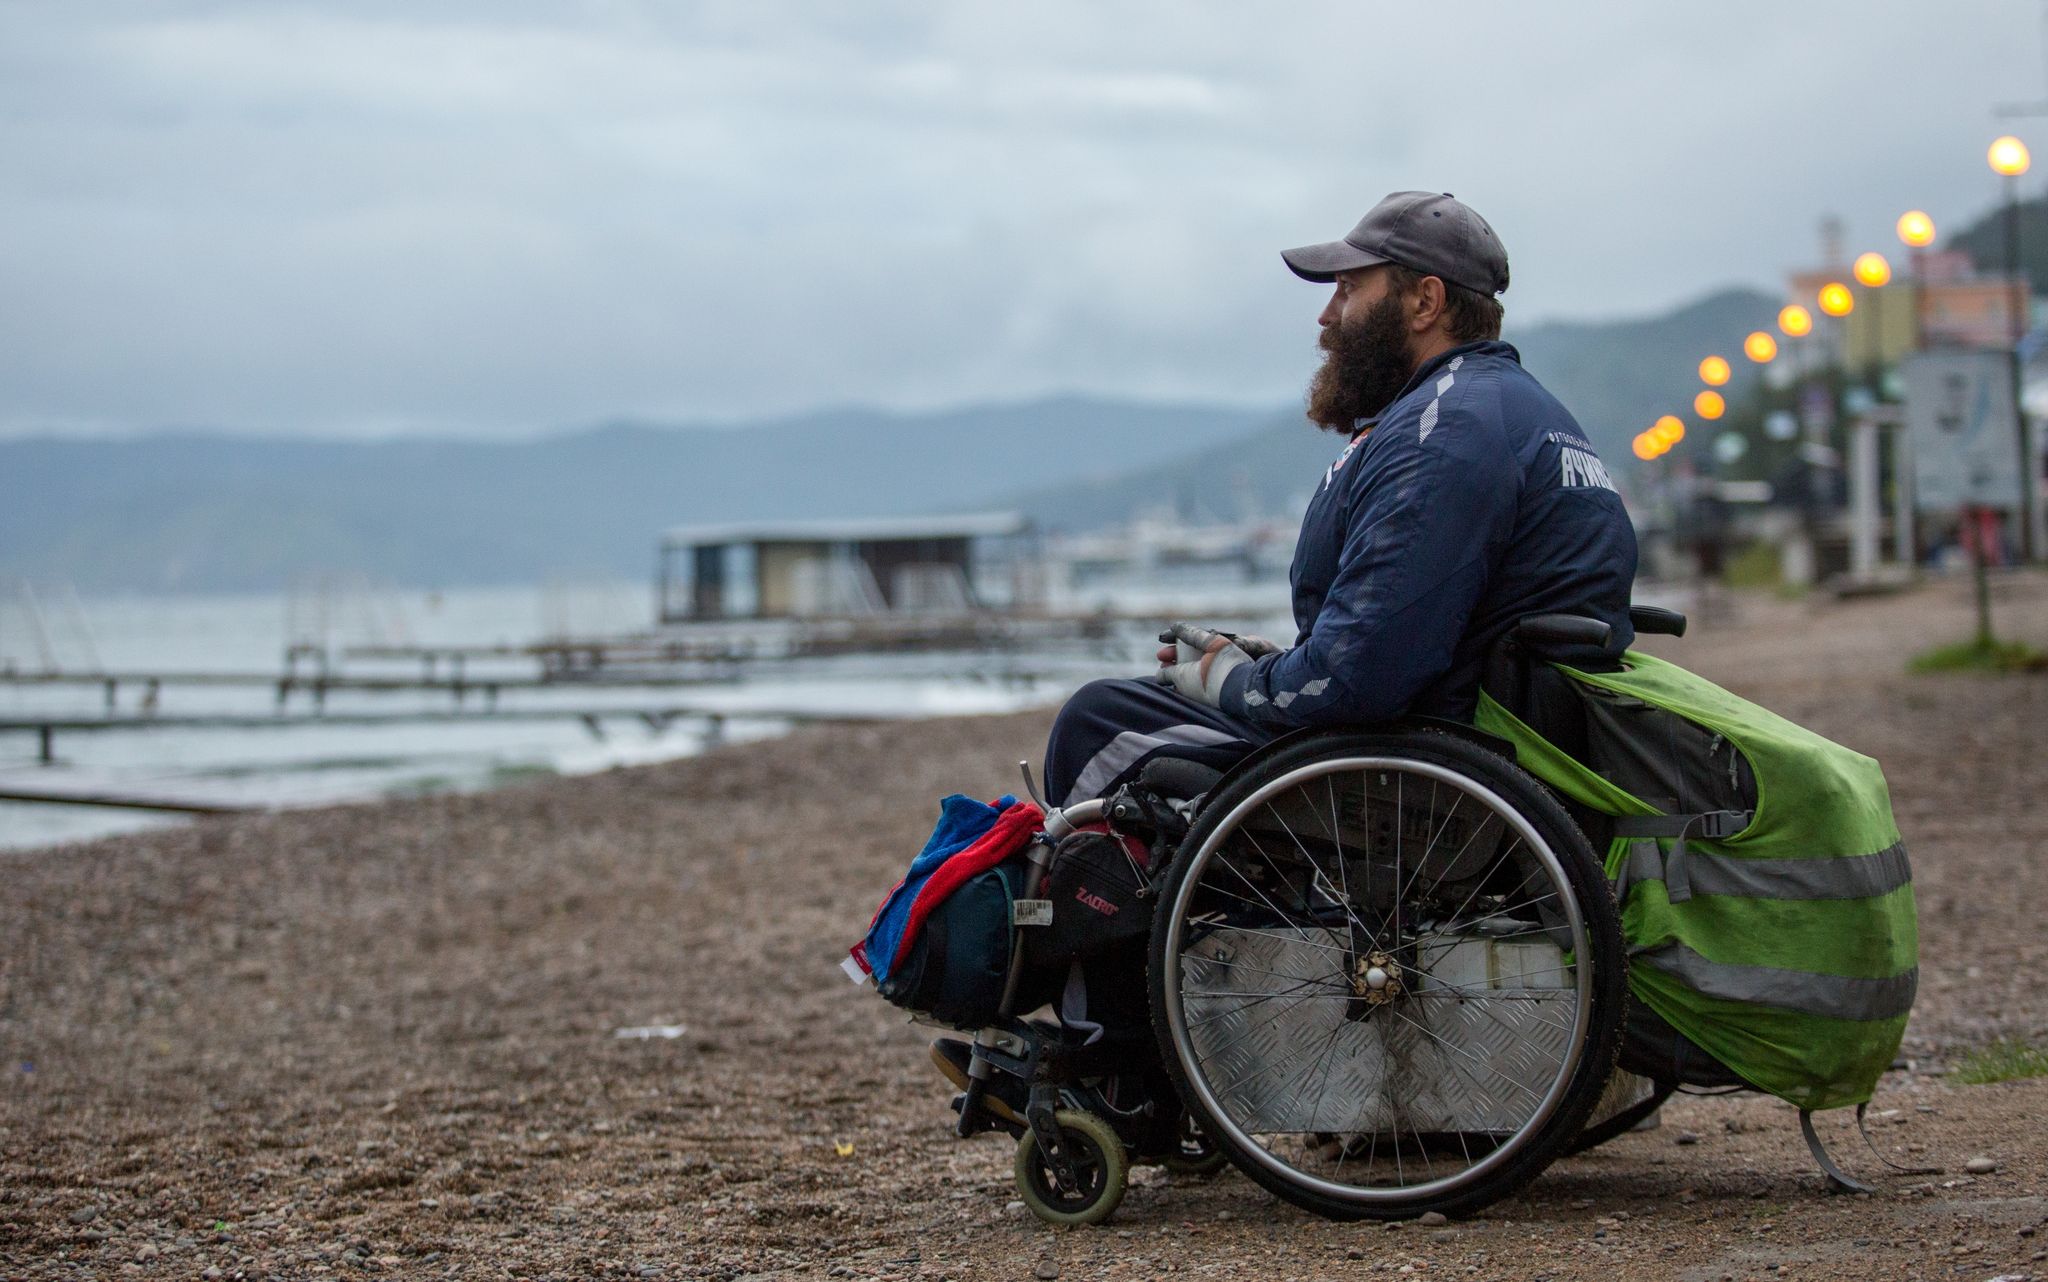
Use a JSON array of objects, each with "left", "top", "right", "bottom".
[
  {"left": 1853, "top": 251, "right": 1892, "bottom": 386},
  {"left": 1779, "top": 303, "right": 1814, "bottom": 396},
  {"left": 1896, "top": 210, "right": 1935, "bottom": 353},
  {"left": 1817, "top": 281, "right": 1854, "bottom": 397},
  {"left": 1989, "top": 134, "right": 2035, "bottom": 561},
  {"left": 1816, "top": 282, "right": 1854, "bottom": 449},
  {"left": 1894, "top": 211, "right": 1936, "bottom": 568}
]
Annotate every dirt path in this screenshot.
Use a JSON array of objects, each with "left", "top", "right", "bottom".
[{"left": 3, "top": 574, "right": 2046, "bottom": 1281}]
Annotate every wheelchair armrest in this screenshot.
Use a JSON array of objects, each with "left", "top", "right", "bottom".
[
  {"left": 1511, "top": 613, "right": 1612, "bottom": 652},
  {"left": 1629, "top": 604, "right": 1688, "bottom": 637},
  {"left": 1136, "top": 756, "right": 1226, "bottom": 803}
]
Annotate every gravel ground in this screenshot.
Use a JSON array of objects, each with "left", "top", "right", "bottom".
[{"left": 3, "top": 573, "right": 2046, "bottom": 1281}]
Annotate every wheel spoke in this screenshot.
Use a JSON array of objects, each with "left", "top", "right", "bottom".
[
  {"left": 1406, "top": 831, "right": 1531, "bottom": 953},
  {"left": 1184, "top": 990, "right": 1353, "bottom": 1026},
  {"left": 1390, "top": 773, "right": 1451, "bottom": 910},
  {"left": 1410, "top": 891, "right": 1563, "bottom": 954},
  {"left": 1201, "top": 848, "right": 1330, "bottom": 950},
  {"left": 1407, "top": 982, "right": 1578, "bottom": 1037},
  {"left": 1383, "top": 1006, "right": 1547, "bottom": 1109},
  {"left": 1204, "top": 1006, "right": 1373, "bottom": 1099},
  {"left": 1410, "top": 980, "right": 1579, "bottom": 1063},
  {"left": 1259, "top": 791, "right": 1379, "bottom": 949},
  {"left": 1185, "top": 920, "right": 1350, "bottom": 959},
  {"left": 1186, "top": 953, "right": 1348, "bottom": 990},
  {"left": 1192, "top": 882, "right": 1350, "bottom": 947},
  {"left": 1192, "top": 984, "right": 1353, "bottom": 1069}
]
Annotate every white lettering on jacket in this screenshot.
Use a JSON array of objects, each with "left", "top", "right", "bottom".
[{"left": 1559, "top": 446, "right": 1617, "bottom": 492}]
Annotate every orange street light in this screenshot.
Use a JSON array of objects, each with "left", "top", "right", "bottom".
[
  {"left": 1698, "top": 355, "right": 1732, "bottom": 386},
  {"left": 1653, "top": 414, "right": 1685, "bottom": 445},
  {"left": 1817, "top": 282, "right": 1855, "bottom": 317},
  {"left": 1632, "top": 433, "right": 1658, "bottom": 460},
  {"left": 1896, "top": 210, "right": 1936, "bottom": 248},
  {"left": 1853, "top": 252, "right": 1892, "bottom": 288},
  {"left": 1779, "top": 303, "right": 1814, "bottom": 337},
  {"left": 1743, "top": 330, "right": 1778, "bottom": 362},
  {"left": 1693, "top": 390, "right": 1725, "bottom": 420},
  {"left": 1990, "top": 135, "right": 2032, "bottom": 177}
]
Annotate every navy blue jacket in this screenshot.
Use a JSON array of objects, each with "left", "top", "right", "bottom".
[{"left": 1220, "top": 340, "right": 1638, "bottom": 728}]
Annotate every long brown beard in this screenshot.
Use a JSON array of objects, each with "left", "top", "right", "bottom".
[{"left": 1305, "top": 291, "right": 1416, "bottom": 432}]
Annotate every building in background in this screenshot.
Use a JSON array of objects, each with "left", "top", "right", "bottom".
[{"left": 657, "top": 513, "right": 1038, "bottom": 624}]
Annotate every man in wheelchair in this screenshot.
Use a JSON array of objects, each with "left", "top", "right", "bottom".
[{"left": 930, "top": 191, "right": 1639, "bottom": 1151}]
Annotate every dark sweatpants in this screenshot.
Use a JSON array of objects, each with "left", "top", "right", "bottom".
[
  {"left": 1042, "top": 677, "right": 1277, "bottom": 807},
  {"left": 1039, "top": 677, "right": 1277, "bottom": 1067}
]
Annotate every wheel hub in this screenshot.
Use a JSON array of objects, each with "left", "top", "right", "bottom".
[{"left": 1353, "top": 949, "right": 1404, "bottom": 1005}]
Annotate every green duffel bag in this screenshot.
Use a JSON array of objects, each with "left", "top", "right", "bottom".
[{"left": 1477, "top": 648, "right": 1916, "bottom": 1117}]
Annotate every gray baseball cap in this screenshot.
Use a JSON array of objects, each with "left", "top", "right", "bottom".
[{"left": 1282, "top": 191, "right": 1510, "bottom": 296}]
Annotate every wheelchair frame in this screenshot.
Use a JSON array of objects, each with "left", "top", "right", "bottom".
[{"left": 952, "top": 607, "right": 1696, "bottom": 1225}]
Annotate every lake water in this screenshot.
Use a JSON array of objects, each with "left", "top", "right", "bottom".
[{"left": 0, "top": 578, "right": 1293, "bottom": 852}]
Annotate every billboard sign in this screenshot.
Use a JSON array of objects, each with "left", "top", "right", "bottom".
[{"left": 1902, "top": 350, "right": 2024, "bottom": 511}]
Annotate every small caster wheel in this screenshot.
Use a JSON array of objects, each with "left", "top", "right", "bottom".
[
  {"left": 1162, "top": 1112, "right": 1229, "bottom": 1177},
  {"left": 1013, "top": 1109, "right": 1128, "bottom": 1226}
]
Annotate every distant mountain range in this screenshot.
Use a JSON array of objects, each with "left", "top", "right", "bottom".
[
  {"left": 1, "top": 287, "right": 1777, "bottom": 593},
  {"left": 0, "top": 399, "right": 1267, "bottom": 593},
  {"left": 1009, "top": 286, "right": 1779, "bottom": 532},
  {"left": 1949, "top": 191, "right": 2048, "bottom": 294}
]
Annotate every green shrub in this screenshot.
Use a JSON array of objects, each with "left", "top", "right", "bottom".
[
  {"left": 1720, "top": 539, "right": 1781, "bottom": 590},
  {"left": 1953, "top": 1039, "right": 2048, "bottom": 1085},
  {"left": 1907, "top": 638, "right": 2048, "bottom": 674}
]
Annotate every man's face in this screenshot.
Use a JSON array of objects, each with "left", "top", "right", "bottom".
[{"left": 1306, "top": 266, "right": 1417, "bottom": 432}]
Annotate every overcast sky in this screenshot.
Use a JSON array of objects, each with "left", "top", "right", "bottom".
[{"left": 4, "top": 1, "right": 2046, "bottom": 438}]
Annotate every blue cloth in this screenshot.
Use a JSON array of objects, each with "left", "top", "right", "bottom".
[
  {"left": 1221, "top": 340, "right": 1638, "bottom": 729},
  {"left": 862, "top": 793, "right": 1015, "bottom": 983}
]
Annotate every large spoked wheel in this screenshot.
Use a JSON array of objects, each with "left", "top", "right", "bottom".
[{"left": 1147, "top": 728, "right": 1625, "bottom": 1221}]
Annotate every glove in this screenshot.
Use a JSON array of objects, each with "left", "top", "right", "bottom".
[
  {"left": 1230, "top": 632, "right": 1284, "bottom": 658},
  {"left": 1154, "top": 621, "right": 1255, "bottom": 708}
]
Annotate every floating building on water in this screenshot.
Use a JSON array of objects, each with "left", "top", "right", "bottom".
[{"left": 656, "top": 513, "right": 1042, "bottom": 624}]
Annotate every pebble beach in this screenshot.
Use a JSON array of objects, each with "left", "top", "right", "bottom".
[{"left": 4, "top": 575, "right": 2047, "bottom": 1281}]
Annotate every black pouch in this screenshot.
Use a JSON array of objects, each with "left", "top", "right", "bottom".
[
  {"left": 877, "top": 861, "right": 1060, "bottom": 1027},
  {"left": 1036, "top": 830, "right": 1154, "bottom": 965},
  {"left": 877, "top": 860, "right": 1022, "bottom": 1026}
]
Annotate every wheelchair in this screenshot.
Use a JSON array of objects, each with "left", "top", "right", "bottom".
[{"left": 947, "top": 605, "right": 1696, "bottom": 1226}]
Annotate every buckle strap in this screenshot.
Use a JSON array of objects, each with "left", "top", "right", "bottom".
[
  {"left": 1612, "top": 809, "right": 1752, "bottom": 840},
  {"left": 1611, "top": 810, "right": 1753, "bottom": 903}
]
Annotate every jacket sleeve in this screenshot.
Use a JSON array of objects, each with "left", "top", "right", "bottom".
[{"left": 1220, "top": 415, "right": 1521, "bottom": 728}]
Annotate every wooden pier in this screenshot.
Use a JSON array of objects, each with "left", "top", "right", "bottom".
[
  {"left": 0, "top": 767, "right": 262, "bottom": 815},
  {"left": 0, "top": 591, "right": 1282, "bottom": 816},
  {"left": 0, "top": 704, "right": 892, "bottom": 768},
  {"left": 0, "top": 666, "right": 741, "bottom": 718}
]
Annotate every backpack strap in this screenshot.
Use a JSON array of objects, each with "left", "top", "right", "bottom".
[{"left": 1611, "top": 810, "right": 1753, "bottom": 903}]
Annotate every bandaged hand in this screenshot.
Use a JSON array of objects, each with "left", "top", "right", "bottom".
[
  {"left": 1231, "top": 632, "right": 1284, "bottom": 658},
  {"left": 1154, "top": 621, "right": 1256, "bottom": 707},
  {"left": 1151, "top": 627, "right": 1282, "bottom": 665}
]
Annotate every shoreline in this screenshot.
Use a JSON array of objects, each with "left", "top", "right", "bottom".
[{"left": 4, "top": 576, "right": 2046, "bottom": 1279}]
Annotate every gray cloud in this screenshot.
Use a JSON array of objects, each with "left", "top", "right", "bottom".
[{"left": 0, "top": 1, "right": 2041, "bottom": 436}]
